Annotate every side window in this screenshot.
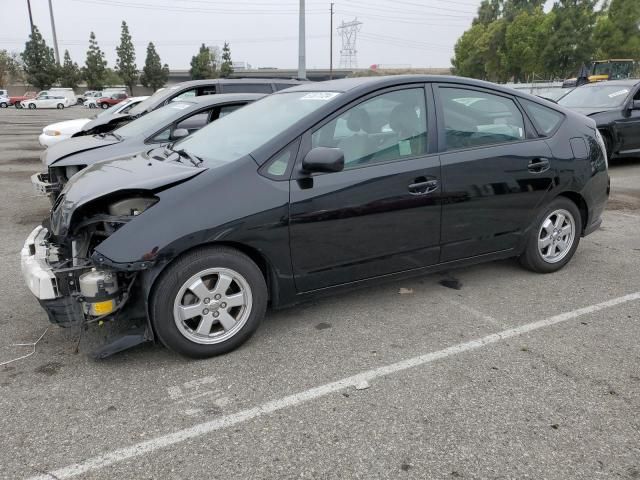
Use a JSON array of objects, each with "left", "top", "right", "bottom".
[
  {"left": 218, "top": 104, "right": 243, "bottom": 118},
  {"left": 223, "top": 84, "right": 273, "bottom": 94},
  {"left": 176, "top": 112, "right": 209, "bottom": 134},
  {"left": 440, "top": 87, "right": 525, "bottom": 151},
  {"left": 120, "top": 102, "right": 136, "bottom": 114},
  {"left": 260, "top": 139, "right": 300, "bottom": 180},
  {"left": 520, "top": 99, "right": 564, "bottom": 136},
  {"left": 311, "top": 88, "right": 427, "bottom": 170}
]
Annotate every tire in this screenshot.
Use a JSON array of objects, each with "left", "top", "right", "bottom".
[
  {"left": 57, "top": 103, "right": 64, "bottom": 109},
  {"left": 0, "top": 102, "right": 7, "bottom": 108},
  {"left": 77, "top": 98, "right": 84, "bottom": 105},
  {"left": 28, "top": 103, "right": 36, "bottom": 109},
  {"left": 101, "top": 103, "right": 109, "bottom": 109},
  {"left": 519, "top": 197, "right": 582, "bottom": 273},
  {"left": 151, "top": 246, "right": 268, "bottom": 358},
  {"left": 15, "top": 103, "right": 22, "bottom": 109},
  {"left": 89, "top": 103, "right": 96, "bottom": 109}
]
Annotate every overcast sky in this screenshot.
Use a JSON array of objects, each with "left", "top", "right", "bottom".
[{"left": 2, "top": 0, "right": 487, "bottom": 70}]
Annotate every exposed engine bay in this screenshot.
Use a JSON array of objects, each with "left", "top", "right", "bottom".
[{"left": 21, "top": 193, "right": 158, "bottom": 355}]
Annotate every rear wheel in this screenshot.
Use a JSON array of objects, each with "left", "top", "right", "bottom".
[
  {"left": 101, "top": 103, "right": 109, "bottom": 109},
  {"left": 151, "top": 247, "right": 267, "bottom": 358},
  {"left": 519, "top": 197, "right": 582, "bottom": 273},
  {"left": 15, "top": 102, "right": 22, "bottom": 109},
  {"left": 601, "top": 131, "right": 613, "bottom": 160},
  {"left": 76, "top": 98, "right": 84, "bottom": 105},
  {"left": 0, "top": 102, "right": 7, "bottom": 108},
  {"left": 57, "top": 103, "right": 64, "bottom": 109}
]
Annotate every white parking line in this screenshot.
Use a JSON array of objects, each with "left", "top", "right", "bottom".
[{"left": 26, "top": 291, "right": 640, "bottom": 480}]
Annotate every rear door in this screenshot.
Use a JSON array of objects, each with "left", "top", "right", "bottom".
[
  {"left": 289, "top": 85, "right": 442, "bottom": 292},
  {"left": 435, "top": 84, "right": 556, "bottom": 262}
]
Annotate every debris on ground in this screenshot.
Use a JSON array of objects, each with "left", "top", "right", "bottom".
[{"left": 354, "top": 380, "right": 370, "bottom": 390}]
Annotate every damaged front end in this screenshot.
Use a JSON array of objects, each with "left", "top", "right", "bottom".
[{"left": 21, "top": 193, "right": 158, "bottom": 357}]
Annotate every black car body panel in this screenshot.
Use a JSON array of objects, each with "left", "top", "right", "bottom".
[
  {"left": 24, "top": 75, "right": 609, "bottom": 355},
  {"left": 558, "top": 79, "right": 640, "bottom": 159}
]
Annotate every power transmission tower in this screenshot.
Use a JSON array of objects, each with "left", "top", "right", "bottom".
[{"left": 338, "top": 19, "right": 362, "bottom": 69}]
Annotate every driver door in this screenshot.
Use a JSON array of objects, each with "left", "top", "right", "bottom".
[{"left": 289, "top": 86, "right": 442, "bottom": 292}]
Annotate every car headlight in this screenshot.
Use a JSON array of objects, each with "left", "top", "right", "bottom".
[{"left": 45, "top": 130, "right": 61, "bottom": 137}]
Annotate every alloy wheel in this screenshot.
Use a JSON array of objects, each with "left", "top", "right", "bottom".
[
  {"left": 173, "top": 267, "right": 253, "bottom": 345},
  {"left": 537, "top": 209, "right": 575, "bottom": 264}
]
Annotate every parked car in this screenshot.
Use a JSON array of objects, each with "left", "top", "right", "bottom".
[
  {"left": 0, "top": 94, "right": 9, "bottom": 108},
  {"left": 557, "top": 79, "right": 640, "bottom": 159},
  {"left": 71, "top": 79, "right": 305, "bottom": 137},
  {"left": 10, "top": 91, "right": 36, "bottom": 108},
  {"left": 33, "top": 93, "right": 262, "bottom": 199},
  {"left": 0, "top": 89, "right": 7, "bottom": 97},
  {"left": 21, "top": 94, "right": 70, "bottom": 109},
  {"left": 76, "top": 96, "right": 148, "bottom": 136},
  {"left": 38, "top": 96, "right": 148, "bottom": 148},
  {"left": 97, "top": 92, "right": 128, "bottom": 109},
  {"left": 21, "top": 76, "right": 608, "bottom": 359},
  {"left": 76, "top": 90, "right": 99, "bottom": 104}
]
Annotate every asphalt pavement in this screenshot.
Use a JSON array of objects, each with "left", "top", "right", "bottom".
[{"left": 0, "top": 106, "right": 639, "bottom": 480}]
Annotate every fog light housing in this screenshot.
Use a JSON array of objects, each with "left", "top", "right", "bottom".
[
  {"left": 45, "top": 130, "right": 61, "bottom": 136},
  {"left": 88, "top": 299, "right": 116, "bottom": 316}
]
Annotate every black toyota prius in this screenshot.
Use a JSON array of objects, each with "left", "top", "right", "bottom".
[{"left": 21, "top": 75, "right": 609, "bottom": 358}]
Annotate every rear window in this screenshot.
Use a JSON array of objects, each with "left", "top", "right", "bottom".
[
  {"left": 521, "top": 99, "right": 564, "bottom": 135},
  {"left": 222, "top": 83, "right": 273, "bottom": 94}
]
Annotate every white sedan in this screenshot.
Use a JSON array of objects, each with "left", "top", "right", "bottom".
[
  {"left": 21, "top": 95, "right": 70, "bottom": 109},
  {"left": 39, "top": 96, "right": 148, "bottom": 148}
]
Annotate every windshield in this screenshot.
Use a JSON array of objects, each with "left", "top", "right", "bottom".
[
  {"left": 175, "top": 91, "right": 341, "bottom": 165},
  {"left": 558, "top": 85, "right": 632, "bottom": 108},
  {"left": 128, "top": 87, "right": 169, "bottom": 116},
  {"left": 114, "top": 102, "right": 192, "bottom": 138}
]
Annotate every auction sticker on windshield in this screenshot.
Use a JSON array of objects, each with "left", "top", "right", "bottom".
[
  {"left": 301, "top": 92, "right": 340, "bottom": 101},
  {"left": 608, "top": 89, "right": 629, "bottom": 98}
]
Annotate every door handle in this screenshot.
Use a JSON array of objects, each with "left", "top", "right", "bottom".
[
  {"left": 528, "top": 157, "right": 550, "bottom": 173},
  {"left": 408, "top": 178, "right": 439, "bottom": 195}
]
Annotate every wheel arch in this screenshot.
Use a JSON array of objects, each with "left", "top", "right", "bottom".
[{"left": 555, "top": 191, "right": 588, "bottom": 234}]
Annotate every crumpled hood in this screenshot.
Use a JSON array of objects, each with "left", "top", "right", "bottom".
[
  {"left": 50, "top": 153, "right": 205, "bottom": 237},
  {"left": 42, "top": 134, "right": 120, "bottom": 168},
  {"left": 81, "top": 113, "right": 132, "bottom": 134}
]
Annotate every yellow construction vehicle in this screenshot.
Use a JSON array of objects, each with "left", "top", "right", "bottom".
[{"left": 562, "top": 59, "right": 636, "bottom": 87}]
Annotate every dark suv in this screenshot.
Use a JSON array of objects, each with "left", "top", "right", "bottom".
[{"left": 74, "top": 79, "right": 304, "bottom": 136}]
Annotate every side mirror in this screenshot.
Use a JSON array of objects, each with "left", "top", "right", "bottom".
[
  {"left": 171, "top": 128, "right": 189, "bottom": 140},
  {"left": 302, "top": 147, "right": 345, "bottom": 173}
]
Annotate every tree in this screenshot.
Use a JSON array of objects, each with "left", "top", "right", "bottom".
[
  {"left": 594, "top": 0, "right": 640, "bottom": 59},
  {"left": 0, "top": 50, "right": 24, "bottom": 86},
  {"left": 116, "top": 21, "right": 138, "bottom": 94},
  {"left": 83, "top": 32, "right": 107, "bottom": 90},
  {"left": 104, "top": 68, "right": 123, "bottom": 87},
  {"left": 190, "top": 44, "right": 215, "bottom": 79},
  {"left": 473, "top": 0, "right": 501, "bottom": 26},
  {"left": 21, "top": 26, "right": 59, "bottom": 89},
  {"left": 504, "top": 8, "right": 548, "bottom": 81},
  {"left": 220, "top": 41, "right": 233, "bottom": 78},
  {"left": 140, "top": 42, "right": 168, "bottom": 91},
  {"left": 542, "top": 0, "right": 598, "bottom": 78},
  {"left": 451, "top": 24, "right": 488, "bottom": 79},
  {"left": 59, "top": 50, "right": 82, "bottom": 89}
]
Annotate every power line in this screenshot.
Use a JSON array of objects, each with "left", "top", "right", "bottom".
[
  {"left": 342, "top": 0, "right": 476, "bottom": 16},
  {"left": 337, "top": 10, "right": 470, "bottom": 26}
]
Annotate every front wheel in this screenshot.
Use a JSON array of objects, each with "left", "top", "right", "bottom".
[
  {"left": 57, "top": 103, "right": 64, "bottom": 109},
  {"left": 89, "top": 103, "right": 96, "bottom": 109},
  {"left": 0, "top": 102, "right": 7, "bottom": 108},
  {"left": 151, "top": 247, "right": 268, "bottom": 358},
  {"left": 519, "top": 197, "right": 582, "bottom": 273},
  {"left": 101, "top": 103, "right": 109, "bottom": 109},
  {"left": 28, "top": 103, "right": 36, "bottom": 109},
  {"left": 15, "top": 102, "right": 22, "bottom": 109},
  {"left": 76, "top": 98, "right": 84, "bottom": 105}
]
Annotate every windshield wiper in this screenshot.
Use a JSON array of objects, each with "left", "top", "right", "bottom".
[
  {"left": 173, "top": 148, "right": 204, "bottom": 167},
  {"left": 97, "top": 131, "right": 122, "bottom": 141}
]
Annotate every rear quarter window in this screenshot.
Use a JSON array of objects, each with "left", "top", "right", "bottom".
[{"left": 521, "top": 99, "right": 564, "bottom": 136}]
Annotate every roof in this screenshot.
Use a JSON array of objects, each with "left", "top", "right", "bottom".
[
  {"left": 177, "top": 92, "right": 267, "bottom": 106},
  {"left": 575, "top": 79, "right": 640, "bottom": 88}
]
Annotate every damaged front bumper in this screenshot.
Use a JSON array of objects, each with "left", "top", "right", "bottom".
[
  {"left": 21, "top": 226, "right": 151, "bottom": 356},
  {"left": 31, "top": 172, "right": 56, "bottom": 196}
]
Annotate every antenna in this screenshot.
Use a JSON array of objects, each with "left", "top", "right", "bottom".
[{"left": 338, "top": 18, "right": 362, "bottom": 69}]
